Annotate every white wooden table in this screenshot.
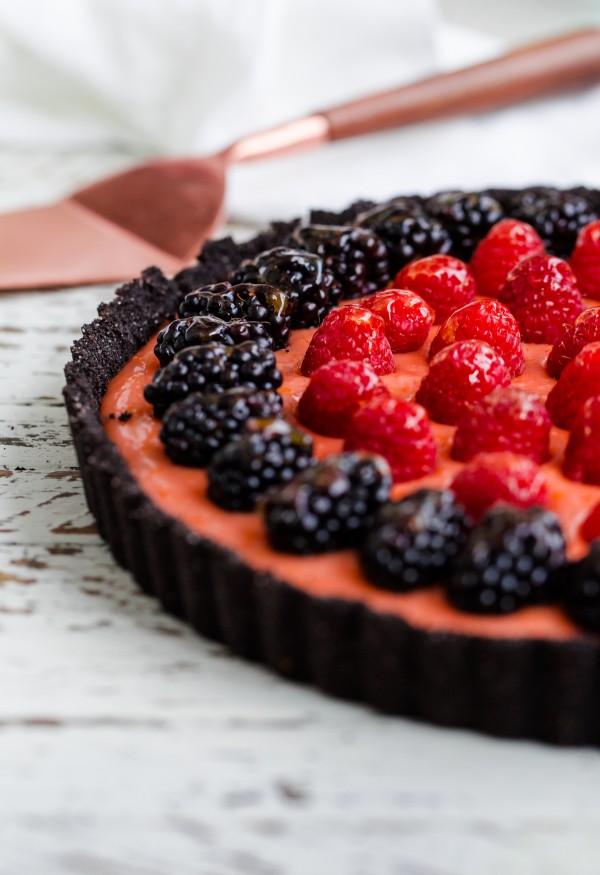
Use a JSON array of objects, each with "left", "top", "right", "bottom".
[{"left": 3, "top": 146, "right": 600, "bottom": 875}]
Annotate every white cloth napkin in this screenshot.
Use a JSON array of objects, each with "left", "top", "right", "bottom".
[{"left": 1, "top": 0, "right": 599, "bottom": 223}]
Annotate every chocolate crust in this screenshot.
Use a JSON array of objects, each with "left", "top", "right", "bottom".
[{"left": 64, "top": 188, "right": 600, "bottom": 746}]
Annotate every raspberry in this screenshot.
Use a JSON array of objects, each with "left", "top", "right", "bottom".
[
  {"left": 569, "top": 220, "right": 600, "bottom": 298},
  {"left": 562, "top": 396, "right": 600, "bottom": 485},
  {"left": 289, "top": 224, "right": 390, "bottom": 299},
  {"left": 447, "top": 506, "right": 566, "bottom": 614},
  {"left": 356, "top": 200, "right": 451, "bottom": 273},
  {"left": 546, "top": 341, "right": 600, "bottom": 429},
  {"left": 429, "top": 299, "right": 525, "bottom": 377},
  {"left": 343, "top": 395, "right": 437, "bottom": 482},
  {"left": 206, "top": 419, "right": 315, "bottom": 511},
  {"left": 426, "top": 190, "right": 504, "bottom": 260},
  {"left": 360, "top": 489, "right": 471, "bottom": 592},
  {"left": 509, "top": 188, "right": 598, "bottom": 258},
  {"left": 469, "top": 218, "right": 545, "bottom": 297},
  {"left": 416, "top": 340, "right": 511, "bottom": 425},
  {"left": 393, "top": 254, "right": 476, "bottom": 323},
  {"left": 546, "top": 307, "right": 600, "bottom": 378},
  {"left": 364, "top": 289, "right": 434, "bottom": 352},
  {"left": 560, "top": 543, "right": 600, "bottom": 631},
  {"left": 300, "top": 306, "right": 395, "bottom": 377},
  {"left": 581, "top": 502, "right": 600, "bottom": 543},
  {"left": 450, "top": 452, "right": 549, "bottom": 521},
  {"left": 451, "top": 388, "right": 551, "bottom": 464},
  {"left": 499, "top": 254, "right": 584, "bottom": 343},
  {"left": 297, "top": 359, "right": 387, "bottom": 438},
  {"left": 263, "top": 453, "right": 392, "bottom": 554}
]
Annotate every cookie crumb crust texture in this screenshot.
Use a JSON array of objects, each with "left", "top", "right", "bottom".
[{"left": 64, "top": 190, "right": 600, "bottom": 746}]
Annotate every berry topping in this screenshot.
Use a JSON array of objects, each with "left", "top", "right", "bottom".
[
  {"left": 451, "top": 388, "right": 551, "bottom": 464},
  {"left": 469, "top": 218, "right": 545, "bottom": 298},
  {"left": 546, "top": 307, "right": 600, "bottom": 378},
  {"left": 546, "top": 341, "right": 600, "bottom": 429},
  {"left": 581, "top": 502, "right": 600, "bottom": 543},
  {"left": 416, "top": 339, "right": 511, "bottom": 425},
  {"left": 569, "top": 219, "right": 600, "bottom": 298},
  {"left": 145, "top": 341, "right": 282, "bottom": 418},
  {"left": 360, "top": 489, "right": 471, "bottom": 592},
  {"left": 447, "top": 506, "right": 566, "bottom": 614},
  {"left": 394, "top": 254, "right": 477, "bottom": 323},
  {"left": 450, "top": 452, "right": 548, "bottom": 521},
  {"left": 159, "top": 387, "right": 282, "bottom": 467},
  {"left": 231, "top": 247, "right": 339, "bottom": 328},
  {"left": 499, "top": 254, "right": 584, "bottom": 343},
  {"left": 263, "top": 453, "right": 392, "bottom": 554},
  {"left": 560, "top": 543, "right": 600, "bottom": 631},
  {"left": 297, "top": 359, "right": 387, "bottom": 438},
  {"left": 343, "top": 395, "right": 437, "bottom": 482},
  {"left": 364, "top": 289, "right": 434, "bottom": 352},
  {"left": 206, "top": 419, "right": 315, "bottom": 511},
  {"left": 355, "top": 200, "right": 451, "bottom": 273},
  {"left": 509, "top": 188, "right": 598, "bottom": 258},
  {"left": 563, "top": 396, "right": 600, "bottom": 485},
  {"left": 178, "top": 282, "right": 290, "bottom": 349},
  {"left": 154, "top": 315, "right": 272, "bottom": 366},
  {"left": 300, "top": 306, "right": 395, "bottom": 377},
  {"left": 289, "top": 224, "right": 390, "bottom": 299},
  {"left": 429, "top": 299, "right": 525, "bottom": 377},
  {"left": 426, "top": 190, "right": 504, "bottom": 260}
]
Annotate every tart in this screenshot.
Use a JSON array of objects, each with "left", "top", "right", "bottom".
[{"left": 64, "top": 187, "right": 600, "bottom": 745}]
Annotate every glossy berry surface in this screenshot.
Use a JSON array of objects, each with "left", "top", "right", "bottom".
[
  {"left": 570, "top": 219, "right": 600, "bottom": 298},
  {"left": 356, "top": 200, "right": 452, "bottom": 273},
  {"left": 429, "top": 299, "right": 524, "bottom": 377},
  {"left": 159, "top": 387, "right": 282, "bottom": 467},
  {"left": 509, "top": 188, "right": 598, "bottom": 258},
  {"left": 145, "top": 341, "right": 282, "bottom": 418},
  {"left": 563, "top": 396, "right": 600, "bottom": 485},
  {"left": 206, "top": 419, "right": 315, "bottom": 511},
  {"left": 546, "top": 341, "right": 600, "bottom": 429},
  {"left": 300, "top": 306, "right": 395, "bottom": 377},
  {"left": 546, "top": 307, "right": 600, "bottom": 379},
  {"left": 360, "top": 489, "right": 471, "bottom": 592},
  {"left": 416, "top": 339, "right": 511, "bottom": 425},
  {"left": 154, "top": 314, "right": 272, "bottom": 366},
  {"left": 297, "top": 359, "right": 387, "bottom": 438},
  {"left": 499, "top": 254, "right": 583, "bottom": 344},
  {"left": 364, "top": 289, "right": 434, "bottom": 352},
  {"left": 263, "top": 453, "right": 392, "bottom": 554},
  {"left": 469, "top": 218, "right": 545, "bottom": 298},
  {"left": 447, "top": 506, "right": 566, "bottom": 614},
  {"left": 344, "top": 395, "right": 437, "bottom": 482},
  {"left": 426, "top": 190, "right": 504, "bottom": 260},
  {"left": 450, "top": 452, "right": 548, "bottom": 521},
  {"left": 394, "top": 254, "right": 477, "bottom": 323},
  {"left": 560, "top": 543, "right": 600, "bottom": 631},
  {"left": 451, "top": 388, "right": 551, "bottom": 464},
  {"left": 231, "top": 247, "right": 339, "bottom": 328},
  {"left": 290, "top": 224, "right": 390, "bottom": 299},
  {"left": 178, "top": 282, "right": 291, "bottom": 349}
]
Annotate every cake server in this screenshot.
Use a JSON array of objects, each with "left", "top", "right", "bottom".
[{"left": 2, "top": 28, "right": 600, "bottom": 291}]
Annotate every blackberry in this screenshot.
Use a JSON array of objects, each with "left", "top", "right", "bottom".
[
  {"left": 360, "top": 489, "right": 471, "bottom": 592},
  {"left": 509, "top": 188, "right": 598, "bottom": 258},
  {"left": 144, "top": 341, "right": 282, "bottom": 418},
  {"left": 263, "top": 453, "right": 391, "bottom": 554},
  {"left": 231, "top": 247, "right": 340, "bottom": 328},
  {"left": 154, "top": 314, "right": 272, "bottom": 366},
  {"left": 159, "top": 387, "right": 282, "bottom": 467},
  {"left": 289, "top": 224, "right": 390, "bottom": 299},
  {"left": 356, "top": 200, "right": 452, "bottom": 274},
  {"left": 559, "top": 543, "right": 600, "bottom": 632},
  {"left": 426, "top": 191, "right": 504, "bottom": 260},
  {"left": 178, "top": 282, "right": 291, "bottom": 349},
  {"left": 207, "top": 419, "right": 315, "bottom": 511},
  {"left": 447, "top": 506, "right": 566, "bottom": 615}
]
